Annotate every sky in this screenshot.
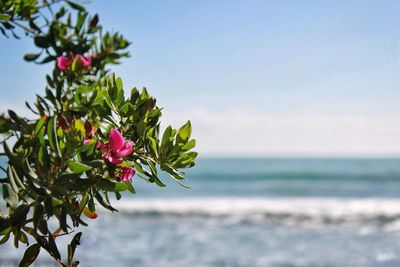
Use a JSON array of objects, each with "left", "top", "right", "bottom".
[{"left": 1, "top": 0, "right": 400, "bottom": 157}]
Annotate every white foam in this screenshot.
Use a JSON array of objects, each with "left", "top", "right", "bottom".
[{"left": 104, "top": 197, "right": 400, "bottom": 223}]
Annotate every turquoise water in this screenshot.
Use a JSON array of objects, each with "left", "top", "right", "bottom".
[
  {"left": 135, "top": 158, "right": 400, "bottom": 198},
  {"left": 1, "top": 158, "right": 400, "bottom": 266}
]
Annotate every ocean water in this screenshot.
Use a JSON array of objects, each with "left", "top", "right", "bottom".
[{"left": 1, "top": 158, "right": 400, "bottom": 267}]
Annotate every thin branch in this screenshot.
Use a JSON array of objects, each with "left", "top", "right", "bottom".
[{"left": 8, "top": 20, "right": 36, "bottom": 35}]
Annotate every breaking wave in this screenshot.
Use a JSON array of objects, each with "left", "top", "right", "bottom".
[{"left": 106, "top": 197, "right": 400, "bottom": 225}]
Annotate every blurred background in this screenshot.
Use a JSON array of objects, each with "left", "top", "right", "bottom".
[{"left": 1, "top": 1, "right": 400, "bottom": 266}]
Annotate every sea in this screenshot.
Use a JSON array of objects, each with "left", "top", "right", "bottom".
[{"left": 1, "top": 157, "right": 400, "bottom": 267}]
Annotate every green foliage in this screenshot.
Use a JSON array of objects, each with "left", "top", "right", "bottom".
[
  {"left": 0, "top": 0, "right": 41, "bottom": 38},
  {"left": 19, "top": 243, "right": 41, "bottom": 267},
  {"left": 0, "top": 1, "right": 197, "bottom": 266}
]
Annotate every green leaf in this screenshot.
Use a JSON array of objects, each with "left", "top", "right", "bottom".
[
  {"left": 124, "top": 181, "right": 136, "bottom": 194},
  {"left": 28, "top": 20, "right": 41, "bottom": 32},
  {"left": 18, "top": 231, "right": 28, "bottom": 244},
  {"left": 181, "top": 139, "right": 196, "bottom": 151},
  {"left": 148, "top": 160, "right": 158, "bottom": 175},
  {"left": 102, "top": 90, "right": 113, "bottom": 109},
  {"left": 45, "top": 87, "right": 56, "bottom": 105},
  {"left": 0, "top": 217, "right": 11, "bottom": 235},
  {"left": 113, "top": 182, "right": 128, "bottom": 192},
  {"left": 8, "top": 166, "right": 20, "bottom": 193},
  {"left": 23, "top": 53, "right": 41, "bottom": 61},
  {"left": 167, "top": 173, "right": 191, "bottom": 188},
  {"left": 0, "top": 116, "right": 11, "bottom": 133},
  {"left": 33, "top": 205, "right": 44, "bottom": 231},
  {"left": 94, "top": 191, "right": 117, "bottom": 211},
  {"left": 116, "top": 77, "right": 123, "bottom": 91},
  {"left": 47, "top": 233, "right": 61, "bottom": 260},
  {"left": 0, "top": 233, "right": 10, "bottom": 244},
  {"left": 147, "top": 136, "right": 158, "bottom": 158},
  {"left": 37, "top": 219, "right": 48, "bottom": 236},
  {"left": 60, "top": 206, "right": 68, "bottom": 232},
  {"left": 7, "top": 109, "right": 21, "bottom": 123},
  {"left": 55, "top": 7, "right": 67, "bottom": 19},
  {"left": 160, "top": 126, "right": 174, "bottom": 157},
  {"left": 173, "top": 152, "right": 198, "bottom": 168},
  {"left": 0, "top": 14, "right": 11, "bottom": 21},
  {"left": 112, "top": 181, "right": 136, "bottom": 193},
  {"left": 83, "top": 160, "right": 103, "bottom": 168},
  {"left": 3, "top": 183, "right": 18, "bottom": 209},
  {"left": 44, "top": 197, "right": 54, "bottom": 218},
  {"left": 68, "top": 232, "right": 82, "bottom": 263},
  {"left": 37, "top": 56, "right": 54, "bottom": 64},
  {"left": 94, "top": 178, "right": 115, "bottom": 191},
  {"left": 115, "top": 77, "right": 124, "bottom": 106},
  {"left": 67, "top": 161, "right": 92, "bottom": 174},
  {"left": 10, "top": 165, "right": 25, "bottom": 191},
  {"left": 130, "top": 88, "right": 140, "bottom": 103},
  {"left": 51, "top": 197, "right": 63, "bottom": 207},
  {"left": 3, "top": 142, "right": 17, "bottom": 167},
  {"left": 120, "top": 102, "right": 134, "bottom": 115},
  {"left": 66, "top": 1, "right": 85, "bottom": 12},
  {"left": 47, "top": 117, "right": 61, "bottom": 157},
  {"left": 19, "top": 243, "right": 41, "bottom": 267},
  {"left": 47, "top": 120, "right": 55, "bottom": 147},
  {"left": 132, "top": 161, "right": 145, "bottom": 174},
  {"left": 33, "top": 36, "right": 50, "bottom": 48},
  {"left": 76, "top": 12, "right": 88, "bottom": 32},
  {"left": 152, "top": 176, "right": 166, "bottom": 187},
  {"left": 176, "top": 121, "right": 192, "bottom": 145},
  {"left": 34, "top": 116, "right": 47, "bottom": 135},
  {"left": 10, "top": 205, "right": 29, "bottom": 228}
]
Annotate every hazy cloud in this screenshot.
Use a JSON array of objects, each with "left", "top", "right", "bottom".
[{"left": 163, "top": 109, "right": 400, "bottom": 157}]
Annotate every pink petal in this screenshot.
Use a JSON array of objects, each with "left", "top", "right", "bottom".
[
  {"left": 96, "top": 142, "right": 101, "bottom": 150},
  {"left": 57, "top": 56, "right": 71, "bottom": 71},
  {"left": 126, "top": 140, "right": 135, "bottom": 149},
  {"left": 74, "top": 54, "right": 92, "bottom": 68},
  {"left": 108, "top": 155, "right": 123, "bottom": 165},
  {"left": 120, "top": 167, "right": 135, "bottom": 182},
  {"left": 101, "top": 150, "right": 109, "bottom": 159},
  {"left": 129, "top": 168, "right": 135, "bottom": 178},
  {"left": 82, "top": 54, "right": 92, "bottom": 67},
  {"left": 97, "top": 142, "right": 108, "bottom": 152},
  {"left": 83, "top": 138, "right": 92, "bottom": 145},
  {"left": 120, "top": 173, "right": 128, "bottom": 182},
  {"left": 117, "top": 146, "right": 133, "bottom": 157},
  {"left": 109, "top": 128, "right": 125, "bottom": 151}
]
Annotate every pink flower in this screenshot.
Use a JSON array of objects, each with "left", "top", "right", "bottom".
[
  {"left": 83, "top": 54, "right": 92, "bottom": 67},
  {"left": 120, "top": 167, "right": 135, "bottom": 182},
  {"left": 108, "top": 129, "right": 134, "bottom": 156},
  {"left": 97, "top": 128, "right": 135, "bottom": 165},
  {"left": 83, "top": 137, "right": 92, "bottom": 145},
  {"left": 57, "top": 55, "right": 72, "bottom": 71},
  {"left": 74, "top": 54, "right": 92, "bottom": 68},
  {"left": 56, "top": 54, "right": 92, "bottom": 71}
]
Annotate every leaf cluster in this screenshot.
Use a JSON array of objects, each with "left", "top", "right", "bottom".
[{"left": 0, "top": 1, "right": 197, "bottom": 267}]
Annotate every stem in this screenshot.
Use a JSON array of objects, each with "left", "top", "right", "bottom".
[{"left": 8, "top": 20, "right": 36, "bottom": 35}]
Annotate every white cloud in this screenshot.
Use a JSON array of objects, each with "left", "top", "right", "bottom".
[
  {"left": 162, "top": 109, "right": 400, "bottom": 157},
  {"left": 2, "top": 101, "right": 399, "bottom": 157}
]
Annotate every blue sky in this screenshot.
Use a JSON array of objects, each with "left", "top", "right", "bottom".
[{"left": 1, "top": 0, "right": 400, "bottom": 156}]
